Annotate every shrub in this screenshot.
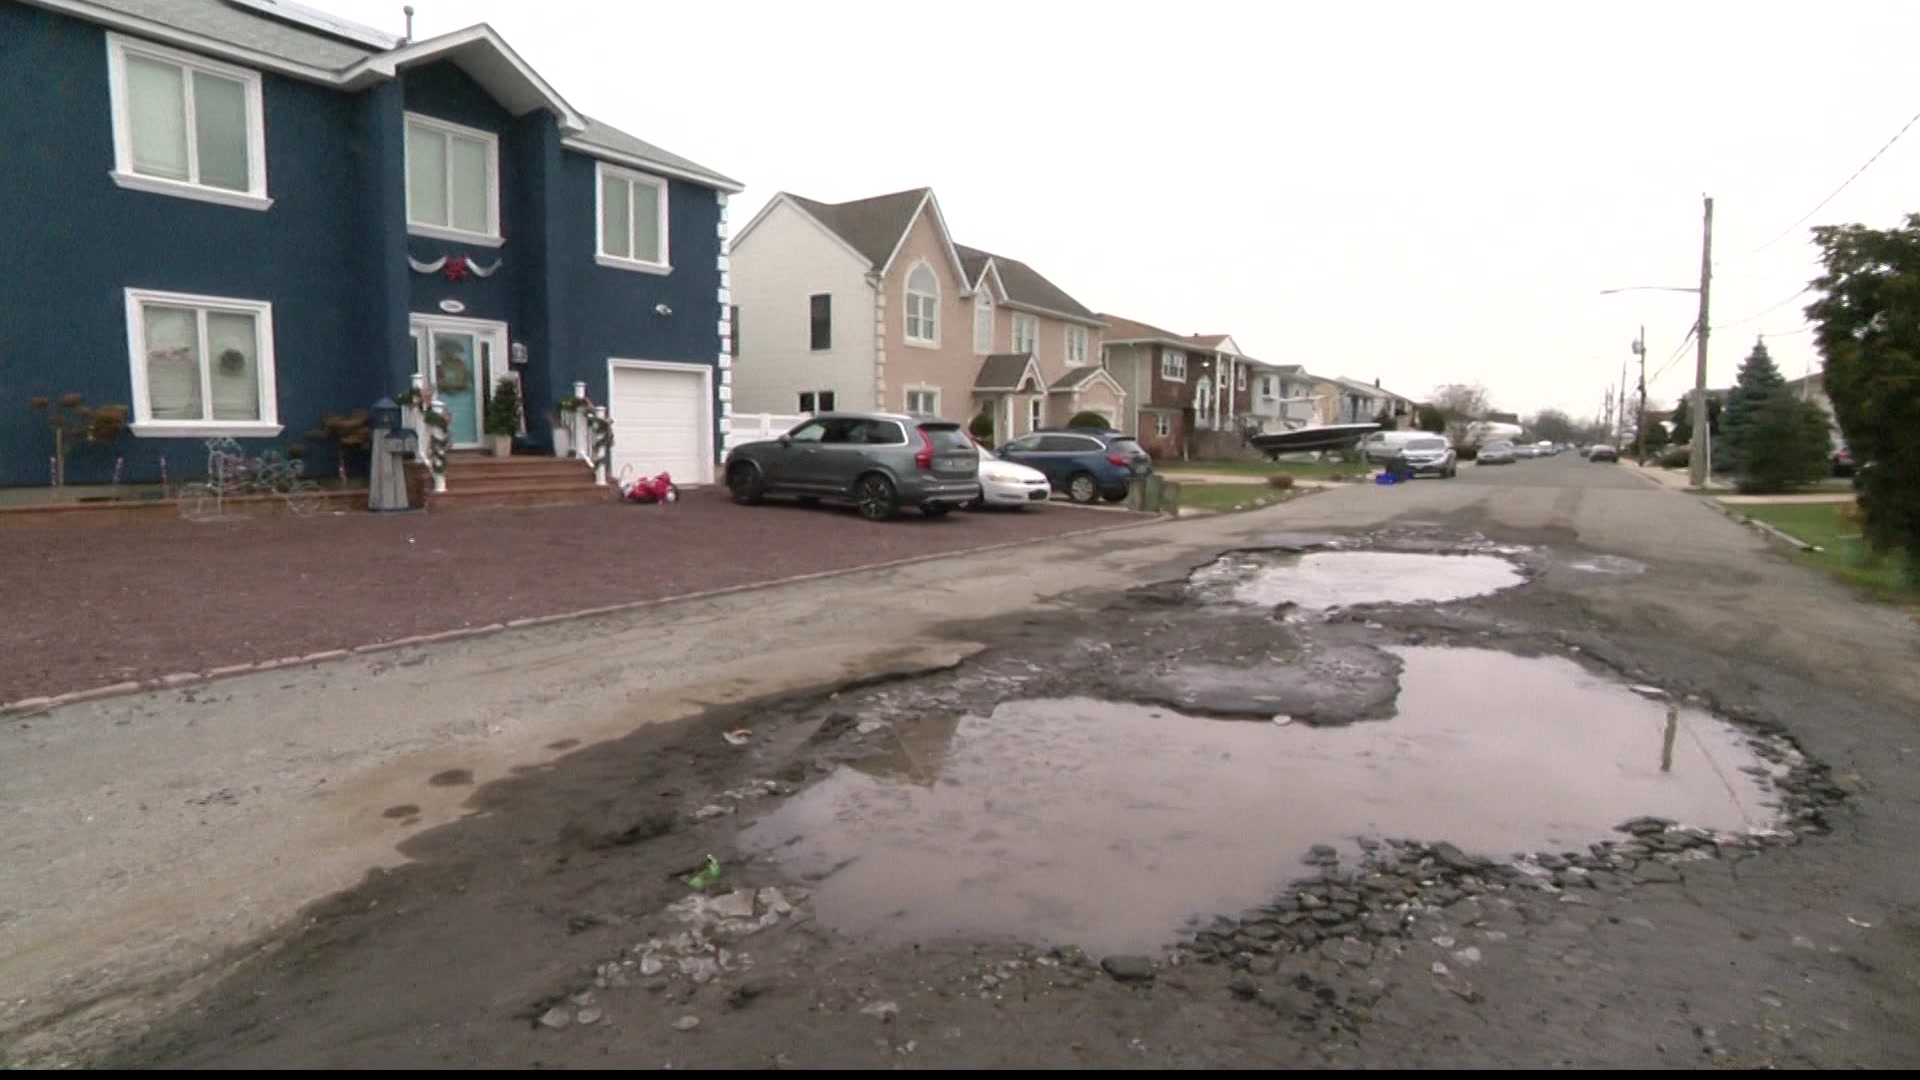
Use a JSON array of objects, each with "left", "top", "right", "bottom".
[
  {"left": 968, "top": 410, "right": 996, "bottom": 442},
  {"left": 1266, "top": 473, "right": 1296, "bottom": 490},
  {"left": 1658, "top": 447, "right": 1690, "bottom": 469},
  {"left": 1734, "top": 394, "right": 1831, "bottom": 494},
  {"left": 1456, "top": 445, "right": 1479, "bottom": 461},
  {"left": 484, "top": 379, "right": 522, "bottom": 437},
  {"left": 1067, "top": 411, "right": 1111, "bottom": 429}
]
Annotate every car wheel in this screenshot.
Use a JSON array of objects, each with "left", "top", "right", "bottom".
[
  {"left": 1066, "top": 471, "right": 1099, "bottom": 504},
  {"left": 796, "top": 495, "right": 819, "bottom": 507},
  {"left": 727, "top": 462, "right": 765, "bottom": 505},
  {"left": 921, "top": 502, "right": 953, "bottom": 519},
  {"left": 1101, "top": 489, "right": 1128, "bottom": 504},
  {"left": 853, "top": 473, "right": 899, "bottom": 522}
]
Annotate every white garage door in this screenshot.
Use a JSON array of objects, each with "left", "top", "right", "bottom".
[{"left": 609, "top": 363, "right": 711, "bottom": 484}]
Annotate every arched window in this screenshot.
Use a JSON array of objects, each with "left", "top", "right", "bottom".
[{"left": 905, "top": 264, "right": 939, "bottom": 343}]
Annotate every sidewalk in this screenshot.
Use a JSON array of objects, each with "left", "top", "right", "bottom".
[{"left": 1626, "top": 461, "right": 1854, "bottom": 504}]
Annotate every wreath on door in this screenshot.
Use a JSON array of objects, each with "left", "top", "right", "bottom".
[{"left": 434, "top": 340, "right": 472, "bottom": 393}]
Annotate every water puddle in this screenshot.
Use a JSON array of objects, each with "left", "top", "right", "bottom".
[
  {"left": 1192, "top": 550, "right": 1526, "bottom": 611},
  {"left": 742, "top": 648, "right": 1778, "bottom": 956}
]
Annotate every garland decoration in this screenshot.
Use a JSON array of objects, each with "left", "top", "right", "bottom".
[
  {"left": 583, "top": 402, "right": 614, "bottom": 471},
  {"left": 407, "top": 254, "right": 503, "bottom": 281},
  {"left": 395, "top": 386, "right": 452, "bottom": 474}
]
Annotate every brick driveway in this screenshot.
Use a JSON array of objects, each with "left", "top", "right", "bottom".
[{"left": 0, "top": 490, "right": 1148, "bottom": 704}]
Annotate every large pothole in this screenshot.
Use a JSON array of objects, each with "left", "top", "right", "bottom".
[
  {"left": 1190, "top": 550, "right": 1528, "bottom": 612},
  {"left": 741, "top": 647, "right": 1786, "bottom": 956}
]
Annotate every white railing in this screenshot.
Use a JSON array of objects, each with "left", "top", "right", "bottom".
[{"left": 729, "top": 412, "right": 807, "bottom": 442}]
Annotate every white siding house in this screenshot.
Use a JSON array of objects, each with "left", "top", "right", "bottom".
[{"left": 727, "top": 198, "right": 878, "bottom": 417}]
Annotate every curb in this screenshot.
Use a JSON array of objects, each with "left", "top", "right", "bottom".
[
  {"left": 1701, "top": 498, "right": 1823, "bottom": 554},
  {"left": 0, "top": 514, "right": 1166, "bottom": 718}
]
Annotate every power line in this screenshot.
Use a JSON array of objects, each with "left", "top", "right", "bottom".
[
  {"left": 1649, "top": 325, "right": 1698, "bottom": 383},
  {"left": 1713, "top": 287, "right": 1813, "bottom": 331},
  {"left": 1727, "top": 107, "right": 1920, "bottom": 262}
]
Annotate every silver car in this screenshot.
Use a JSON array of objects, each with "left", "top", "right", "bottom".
[
  {"left": 1477, "top": 440, "right": 1517, "bottom": 465},
  {"left": 1399, "top": 435, "right": 1458, "bottom": 478},
  {"left": 724, "top": 412, "right": 982, "bottom": 521}
]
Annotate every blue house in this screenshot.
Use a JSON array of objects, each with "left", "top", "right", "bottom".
[{"left": 0, "top": 0, "right": 741, "bottom": 493}]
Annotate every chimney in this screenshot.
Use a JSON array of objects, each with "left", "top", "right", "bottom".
[{"left": 1373, "top": 376, "right": 1381, "bottom": 388}]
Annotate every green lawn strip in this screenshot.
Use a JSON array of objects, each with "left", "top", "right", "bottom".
[
  {"left": 1730, "top": 501, "right": 1915, "bottom": 598},
  {"left": 1178, "top": 482, "right": 1302, "bottom": 513}
]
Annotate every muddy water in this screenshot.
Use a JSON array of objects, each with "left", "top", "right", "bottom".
[
  {"left": 743, "top": 648, "right": 1776, "bottom": 956},
  {"left": 1203, "top": 551, "right": 1526, "bottom": 610}
]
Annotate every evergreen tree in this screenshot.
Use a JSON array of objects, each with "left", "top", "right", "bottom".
[
  {"left": 1737, "top": 394, "right": 1832, "bottom": 494},
  {"left": 1717, "top": 339, "right": 1786, "bottom": 471}
]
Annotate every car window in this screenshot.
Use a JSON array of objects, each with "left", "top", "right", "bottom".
[
  {"left": 1407, "top": 438, "right": 1448, "bottom": 451},
  {"left": 1485, "top": 441, "right": 1512, "bottom": 451},
  {"left": 918, "top": 424, "right": 975, "bottom": 452},
  {"left": 833, "top": 419, "right": 903, "bottom": 445},
  {"left": 786, "top": 419, "right": 832, "bottom": 443},
  {"left": 1003, "top": 435, "right": 1045, "bottom": 453},
  {"left": 1106, "top": 438, "right": 1145, "bottom": 456},
  {"left": 1038, "top": 435, "right": 1098, "bottom": 452}
]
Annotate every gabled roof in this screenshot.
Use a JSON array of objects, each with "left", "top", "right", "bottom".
[
  {"left": 954, "top": 245, "right": 1103, "bottom": 327},
  {"left": 775, "top": 188, "right": 971, "bottom": 284},
  {"left": 1048, "top": 366, "right": 1126, "bottom": 398},
  {"left": 974, "top": 354, "right": 1045, "bottom": 392},
  {"left": 1098, "top": 314, "right": 1194, "bottom": 350},
  {"left": 564, "top": 117, "right": 742, "bottom": 192},
  {"left": 1327, "top": 376, "right": 1412, "bottom": 402},
  {"left": 26, "top": 0, "right": 737, "bottom": 191}
]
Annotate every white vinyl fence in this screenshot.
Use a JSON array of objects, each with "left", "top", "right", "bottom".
[{"left": 727, "top": 413, "right": 809, "bottom": 443}]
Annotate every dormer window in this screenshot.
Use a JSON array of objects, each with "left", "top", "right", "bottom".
[{"left": 905, "top": 263, "right": 939, "bottom": 344}]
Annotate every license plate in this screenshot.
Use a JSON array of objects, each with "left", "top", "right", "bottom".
[
  {"left": 1027, "top": 489, "right": 1049, "bottom": 501},
  {"left": 937, "top": 455, "right": 974, "bottom": 472}
]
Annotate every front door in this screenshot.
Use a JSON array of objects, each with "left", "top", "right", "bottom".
[{"left": 410, "top": 316, "right": 508, "bottom": 448}]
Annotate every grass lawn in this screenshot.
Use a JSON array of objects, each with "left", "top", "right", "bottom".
[
  {"left": 1173, "top": 458, "right": 1367, "bottom": 481},
  {"left": 1177, "top": 482, "right": 1305, "bottom": 513},
  {"left": 1731, "top": 501, "right": 1916, "bottom": 599}
]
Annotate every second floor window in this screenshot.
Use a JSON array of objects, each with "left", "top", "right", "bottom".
[
  {"left": 107, "top": 35, "right": 268, "bottom": 208},
  {"left": 1012, "top": 314, "right": 1038, "bottom": 355},
  {"left": 810, "top": 294, "right": 832, "bottom": 350},
  {"left": 406, "top": 114, "right": 499, "bottom": 243},
  {"left": 1065, "top": 325, "right": 1089, "bottom": 366},
  {"left": 1161, "top": 350, "right": 1187, "bottom": 381},
  {"left": 905, "top": 265, "right": 939, "bottom": 343},
  {"left": 974, "top": 296, "right": 993, "bottom": 353},
  {"left": 598, "top": 164, "right": 669, "bottom": 270}
]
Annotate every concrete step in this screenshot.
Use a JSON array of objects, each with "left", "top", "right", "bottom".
[{"left": 443, "top": 454, "right": 595, "bottom": 483}]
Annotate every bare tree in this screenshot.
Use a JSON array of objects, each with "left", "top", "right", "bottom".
[
  {"left": 1527, "top": 408, "right": 1580, "bottom": 445},
  {"left": 1428, "top": 383, "right": 1491, "bottom": 443}
]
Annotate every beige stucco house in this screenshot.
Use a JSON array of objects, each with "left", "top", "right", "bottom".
[{"left": 727, "top": 187, "right": 1122, "bottom": 444}]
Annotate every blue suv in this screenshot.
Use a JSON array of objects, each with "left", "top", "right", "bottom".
[{"left": 996, "top": 428, "right": 1153, "bottom": 503}]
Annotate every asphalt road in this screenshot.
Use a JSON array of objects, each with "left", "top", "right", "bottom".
[{"left": 7, "top": 453, "right": 1918, "bottom": 1068}]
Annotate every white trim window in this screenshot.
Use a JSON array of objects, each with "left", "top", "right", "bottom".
[
  {"left": 1236, "top": 365, "right": 1247, "bottom": 391},
  {"left": 905, "top": 388, "right": 940, "bottom": 418},
  {"left": 124, "top": 288, "right": 279, "bottom": 436},
  {"left": 1154, "top": 412, "right": 1172, "bottom": 437},
  {"left": 905, "top": 263, "right": 939, "bottom": 344},
  {"left": 1161, "top": 349, "right": 1187, "bottom": 381},
  {"left": 1260, "top": 375, "right": 1276, "bottom": 397},
  {"left": 973, "top": 295, "right": 993, "bottom": 353},
  {"left": 105, "top": 34, "right": 270, "bottom": 211},
  {"left": 1012, "top": 313, "right": 1039, "bottom": 355},
  {"left": 404, "top": 112, "right": 501, "bottom": 245},
  {"left": 1065, "top": 325, "right": 1089, "bottom": 366},
  {"left": 597, "top": 162, "right": 671, "bottom": 273},
  {"left": 1027, "top": 396, "right": 1044, "bottom": 433}
]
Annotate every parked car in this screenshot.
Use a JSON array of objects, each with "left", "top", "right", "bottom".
[
  {"left": 971, "top": 445, "right": 1053, "bottom": 509},
  {"left": 1832, "top": 444, "right": 1856, "bottom": 478},
  {"left": 1477, "top": 440, "right": 1517, "bottom": 465},
  {"left": 1587, "top": 444, "right": 1620, "bottom": 463},
  {"left": 1397, "top": 435, "right": 1458, "bottom": 478},
  {"left": 997, "top": 428, "right": 1152, "bottom": 503},
  {"left": 724, "top": 412, "right": 981, "bottom": 521},
  {"left": 1359, "top": 430, "right": 1429, "bottom": 463}
]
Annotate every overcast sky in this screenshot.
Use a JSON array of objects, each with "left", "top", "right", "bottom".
[{"left": 329, "top": 0, "right": 1920, "bottom": 419}]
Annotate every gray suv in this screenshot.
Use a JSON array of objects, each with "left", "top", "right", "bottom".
[{"left": 724, "top": 412, "right": 982, "bottom": 521}]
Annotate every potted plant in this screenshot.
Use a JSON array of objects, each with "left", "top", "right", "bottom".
[{"left": 484, "top": 378, "right": 522, "bottom": 457}]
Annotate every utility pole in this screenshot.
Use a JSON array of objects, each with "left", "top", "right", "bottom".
[
  {"left": 1632, "top": 326, "right": 1648, "bottom": 464},
  {"left": 1688, "top": 196, "right": 1714, "bottom": 487}
]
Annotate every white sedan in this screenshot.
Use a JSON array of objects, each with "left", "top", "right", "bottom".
[{"left": 972, "top": 445, "right": 1052, "bottom": 509}]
